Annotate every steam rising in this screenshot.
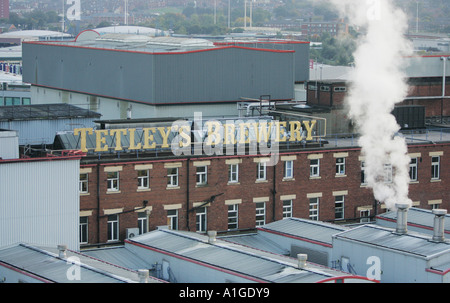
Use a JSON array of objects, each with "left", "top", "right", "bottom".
[{"left": 328, "top": 0, "right": 413, "bottom": 210}]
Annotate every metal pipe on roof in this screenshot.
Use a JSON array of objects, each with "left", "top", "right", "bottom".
[
  {"left": 395, "top": 203, "right": 409, "bottom": 235},
  {"left": 432, "top": 209, "right": 447, "bottom": 243}
]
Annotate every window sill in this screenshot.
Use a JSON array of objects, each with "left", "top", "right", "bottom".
[
  {"left": 309, "top": 176, "right": 321, "bottom": 180},
  {"left": 166, "top": 186, "right": 180, "bottom": 190},
  {"left": 80, "top": 192, "right": 90, "bottom": 196},
  {"left": 227, "top": 182, "right": 240, "bottom": 185},
  {"left": 106, "top": 190, "right": 121, "bottom": 194},
  {"left": 282, "top": 178, "right": 295, "bottom": 182},
  {"left": 430, "top": 179, "right": 441, "bottom": 183},
  {"left": 409, "top": 181, "right": 419, "bottom": 184},
  {"left": 196, "top": 183, "right": 208, "bottom": 188},
  {"left": 335, "top": 174, "right": 347, "bottom": 178},
  {"left": 137, "top": 188, "right": 151, "bottom": 192},
  {"left": 255, "top": 179, "right": 268, "bottom": 184}
]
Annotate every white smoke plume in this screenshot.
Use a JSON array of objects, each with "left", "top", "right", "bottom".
[{"left": 327, "top": 0, "right": 413, "bottom": 210}]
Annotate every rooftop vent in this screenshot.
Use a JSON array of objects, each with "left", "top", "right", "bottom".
[
  {"left": 431, "top": 209, "right": 447, "bottom": 243},
  {"left": 297, "top": 254, "right": 308, "bottom": 269},
  {"left": 138, "top": 269, "right": 149, "bottom": 283},
  {"left": 207, "top": 231, "right": 217, "bottom": 244},
  {"left": 395, "top": 203, "right": 409, "bottom": 235},
  {"left": 57, "top": 244, "right": 67, "bottom": 259}
]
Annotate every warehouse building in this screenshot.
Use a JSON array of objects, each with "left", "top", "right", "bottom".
[
  {"left": 122, "top": 227, "right": 375, "bottom": 283},
  {"left": 332, "top": 204, "right": 450, "bottom": 283},
  {"left": 219, "top": 205, "right": 450, "bottom": 283},
  {"left": 22, "top": 34, "right": 300, "bottom": 120}
]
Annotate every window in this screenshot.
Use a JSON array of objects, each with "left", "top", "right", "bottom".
[
  {"left": 5, "top": 97, "right": 21, "bottom": 106},
  {"left": 138, "top": 212, "right": 148, "bottom": 235},
  {"left": 228, "top": 164, "right": 239, "bottom": 183},
  {"left": 79, "top": 217, "right": 88, "bottom": 244},
  {"left": 196, "top": 166, "right": 207, "bottom": 185},
  {"left": 282, "top": 200, "right": 292, "bottom": 218},
  {"left": 336, "top": 157, "right": 345, "bottom": 175},
  {"left": 361, "top": 161, "right": 367, "bottom": 184},
  {"left": 310, "top": 159, "right": 320, "bottom": 177},
  {"left": 167, "top": 167, "right": 179, "bottom": 187},
  {"left": 137, "top": 169, "right": 149, "bottom": 189},
  {"left": 284, "top": 160, "right": 293, "bottom": 179},
  {"left": 167, "top": 209, "right": 178, "bottom": 230},
  {"left": 256, "top": 162, "right": 267, "bottom": 181},
  {"left": 320, "top": 86, "right": 330, "bottom": 92},
  {"left": 79, "top": 173, "right": 88, "bottom": 193},
  {"left": 309, "top": 198, "right": 319, "bottom": 220},
  {"left": 255, "top": 202, "right": 266, "bottom": 226},
  {"left": 196, "top": 207, "right": 207, "bottom": 232},
  {"left": 228, "top": 204, "right": 239, "bottom": 230},
  {"left": 334, "top": 87, "right": 347, "bottom": 92},
  {"left": 22, "top": 97, "right": 31, "bottom": 105},
  {"left": 431, "top": 156, "right": 440, "bottom": 180},
  {"left": 360, "top": 210, "right": 371, "bottom": 223},
  {"left": 107, "top": 171, "right": 119, "bottom": 191},
  {"left": 409, "top": 158, "right": 418, "bottom": 182},
  {"left": 107, "top": 214, "right": 119, "bottom": 241},
  {"left": 384, "top": 164, "right": 392, "bottom": 183},
  {"left": 335, "top": 196, "right": 344, "bottom": 220}
]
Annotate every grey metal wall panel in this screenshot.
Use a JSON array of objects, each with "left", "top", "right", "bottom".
[
  {"left": 154, "top": 47, "right": 294, "bottom": 103},
  {"left": 405, "top": 56, "right": 450, "bottom": 78},
  {"left": 23, "top": 43, "right": 155, "bottom": 104},
  {"left": 218, "top": 42, "right": 310, "bottom": 82},
  {"left": 0, "top": 159, "right": 80, "bottom": 251},
  {"left": 23, "top": 43, "right": 294, "bottom": 105},
  {"left": 0, "top": 118, "right": 98, "bottom": 145}
]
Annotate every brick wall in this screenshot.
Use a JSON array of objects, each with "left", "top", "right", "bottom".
[{"left": 80, "top": 143, "right": 450, "bottom": 245}]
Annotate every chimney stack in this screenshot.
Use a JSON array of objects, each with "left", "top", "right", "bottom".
[
  {"left": 297, "top": 254, "right": 308, "bottom": 269},
  {"left": 431, "top": 209, "right": 447, "bottom": 243},
  {"left": 57, "top": 244, "right": 67, "bottom": 259},
  {"left": 395, "top": 203, "right": 409, "bottom": 235},
  {"left": 207, "top": 231, "right": 217, "bottom": 243}
]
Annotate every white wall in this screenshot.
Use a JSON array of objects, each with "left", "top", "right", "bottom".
[
  {"left": 0, "top": 158, "right": 80, "bottom": 251},
  {"left": 0, "top": 130, "right": 19, "bottom": 160}
]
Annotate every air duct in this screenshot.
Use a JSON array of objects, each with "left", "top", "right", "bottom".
[
  {"left": 432, "top": 209, "right": 447, "bottom": 243},
  {"left": 297, "top": 254, "right": 308, "bottom": 269},
  {"left": 395, "top": 203, "right": 409, "bottom": 235}
]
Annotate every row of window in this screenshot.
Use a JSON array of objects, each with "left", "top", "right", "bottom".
[
  {"left": 79, "top": 155, "right": 442, "bottom": 194},
  {"left": 79, "top": 194, "right": 360, "bottom": 244},
  {"left": 0, "top": 96, "right": 31, "bottom": 106}
]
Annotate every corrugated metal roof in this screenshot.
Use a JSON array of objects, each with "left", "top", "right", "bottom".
[
  {"left": 0, "top": 243, "right": 157, "bottom": 283},
  {"left": 258, "top": 217, "right": 349, "bottom": 246},
  {"left": 0, "top": 103, "right": 101, "bottom": 121},
  {"left": 81, "top": 246, "right": 154, "bottom": 271},
  {"left": 334, "top": 225, "right": 450, "bottom": 259},
  {"left": 376, "top": 207, "right": 450, "bottom": 232},
  {"left": 219, "top": 233, "right": 290, "bottom": 255},
  {"left": 126, "top": 229, "right": 370, "bottom": 283}
]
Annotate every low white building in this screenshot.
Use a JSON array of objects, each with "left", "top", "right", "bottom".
[{"left": 0, "top": 131, "right": 82, "bottom": 251}]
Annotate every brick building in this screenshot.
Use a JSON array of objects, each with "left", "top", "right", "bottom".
[
  {"left": 306, "top": 55, "right": 450, "bottom": 121},
  {"left": 55, "top": 121, "right": 450, "bottom": 247}
]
